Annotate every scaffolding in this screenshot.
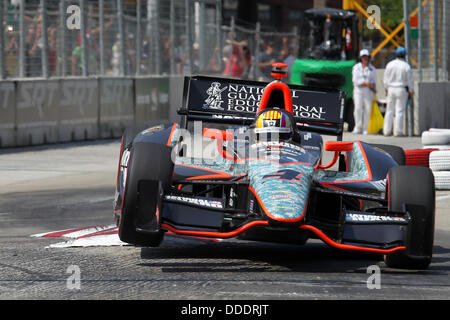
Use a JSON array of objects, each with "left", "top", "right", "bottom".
[{"left": 343, "top": 0, "right": 449, "bottom": 81}]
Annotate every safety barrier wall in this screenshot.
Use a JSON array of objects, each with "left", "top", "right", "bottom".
[
  {"left": 16, "top": 79, "right": 60, "bottom": 146},
  {"left": 0, "top": 76, "right": 177, "bottom": 148},
  {"left": 418, "top": 81, "right": 450, "bottom": 132},
  {"left": 0, "top": 81, "right": 15, "bottom": 147}
]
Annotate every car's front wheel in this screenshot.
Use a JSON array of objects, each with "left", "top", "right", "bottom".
[
  {"left": 118, "top": 142, "right": 173, "bottom": 247},
  {"left": 384, "top": 166, "right": 435, "bottom": 269}
]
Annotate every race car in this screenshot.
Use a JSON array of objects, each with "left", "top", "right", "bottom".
[{"left": 114, "top": 64, "right": 435, "bottom": 270}]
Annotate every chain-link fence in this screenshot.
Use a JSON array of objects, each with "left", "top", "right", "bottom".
[
  {"left": 414, "top": 0, "right": 449, "bottom": 81},
  {"left": 360, "top": 0, "right": 449, "bottom": 82},
  {"left": 0, "top": 0, "right": 300, "bottom": 81}
]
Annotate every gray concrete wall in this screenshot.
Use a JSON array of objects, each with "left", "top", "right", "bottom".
[
  {"left": 0, "top": 76, "right": 178, "bottom": 148},
  {"left": 418, "top": 81, "right": 450, "bottom": 132}
]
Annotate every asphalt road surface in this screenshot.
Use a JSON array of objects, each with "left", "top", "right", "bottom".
[{"left": 0, "top": 133, "right": 449, "bottom": 301}]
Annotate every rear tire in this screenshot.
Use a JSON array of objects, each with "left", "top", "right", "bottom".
[
  {"left": 384, "top": 166, "right": 435, "bottom": 269},
  {"left": 118, "top": 142, "right": 174, "bottom": 247}
]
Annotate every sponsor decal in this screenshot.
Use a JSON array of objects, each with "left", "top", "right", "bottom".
[
  {"left": 368, "top": 179, "right": 387, "bottom": 192},
  {"left": 262, "top": 169, "right": 303, "bottom": 183},
  {"left": 142, "top": 125, "right": 165, "bottom": 134},
  {"left": 164, "top": 195, "right": 224, "bottom": 209},
  {"left": 252, "top": 141, "right": 305, "bottom": 153},
  {"left": 120, "top": 150, "right": 130, "bottom": 189},
  {"left": 269, "top": 194, "right": 296, "bottom": 200},
  {"left": 203, "top": 82, "right": 228, "bottom": 110},
  {"left": 346, "top": 213, "right": 407, "bottom": 223},
  {"left": 303, "top": 132, "right": 312, "bottom": 141},
  {"left": 200, "top": 81, "right": 328, "bottom": 120}
]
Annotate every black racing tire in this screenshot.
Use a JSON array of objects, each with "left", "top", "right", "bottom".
[
  {"left": 370, "top": 144, "right": 405, "bottom": 165},
  {"left": 384, "top": 166, "right": 435, "bottom": 269},
  {"left": 114, "top": 128, "right": 141, "bottom": 226},
  {"left": 118, "top": 142, "right": 174, "bottom": 247},
  {"left": 123, "top": 127, "right": 140, "bottom": 148}
]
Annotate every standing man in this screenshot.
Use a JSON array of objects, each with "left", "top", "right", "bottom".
[
  {"left": 352, "top": 49, "right": 377, "bottom": 134},
  {"left": 383, "top": 47, "right": 414, "bottom": 136}
]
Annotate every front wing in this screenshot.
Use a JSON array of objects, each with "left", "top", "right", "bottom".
[{"left": 153, "top": 180, "right": 409, "bottom": 255}]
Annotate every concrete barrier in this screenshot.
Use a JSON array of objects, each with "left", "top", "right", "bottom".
[
  {"left": 418, "top": 82, "right": 450, "bottom": 132},
  {"left": 16, "top": 80, "right": 60, "bottom": 146},
  {"left": 99, "top": 78, "right": 134, "bottom": 139},
  {"left": 58, "top": 79, "right": 99, "bottom": 142},
  {"left": 135, "top": 76, "right": 171, "bottom": 128},
  {"left": 169, "top": 76, "right": 185, "bottom": 123},
  {"left": 0, "top": 82, "right": 16, "bottom": 147}
]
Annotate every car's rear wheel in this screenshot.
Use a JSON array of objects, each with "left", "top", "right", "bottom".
[
  {"left": 384, "top": 166, "right": 435, "bottom": 269},
  {"left": 118, "top": 142, "right": 174, "bottom": 247}
]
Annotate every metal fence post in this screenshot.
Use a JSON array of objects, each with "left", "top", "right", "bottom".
[
  {"left": 136, "top": 0, "right": 142, "bottom": 75},
  {"left": 433, "top": 0, "right": 438, "bottom": 81},
  {"left": 186, "top": 0, "right": 193, "bottom": 74},
  {"left": 403, "top": 0, "right": 411, "bottom": 65},
  {"left": 79, "top": 0, "right": 88, "bottom": 76},
  {"left": 228, "top": 16, "right": 235, "bottom": 76},
  {"left": 99, "top": 0, "right": 105, "bottom": 75},
  {"left": 418, "top": 0, "right": 423, "bottom": 81},
  {"left": 153, "top": 0, "right": 160, "bottom": 75},
  {"left": 253, "top": 22, "right": 261, "bottom": 80},
  {"left": 216, "top": 1, "right": 222, "bottom": 74},
  {"left": 170, "top": 0, "right": 175, "bottom": 75},
  {"left": 41, "top": 0, "right": 49, "bottom": 78},
  {"left": 19, "top": 0, "right": 25, "bottom": 78},
  {"left": 0, "top": 0, "right": 4, "bottom": 79},
  {"left": 198, "top": 0, "right": 206, "bottom": 72},
  {"left": 59, "top": 0, "right": 67, "bottom": 77},
  {"left": 117, "top": 0, "right": 125, "bottom": 76},
  {"left": 443, "top": 0, "right": 448, "bottom": 81}
]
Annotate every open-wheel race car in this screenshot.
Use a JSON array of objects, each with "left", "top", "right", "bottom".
[{"left": 114, "top": 64, "right": 435, "bottom": 269}]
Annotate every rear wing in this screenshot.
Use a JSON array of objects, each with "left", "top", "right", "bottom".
[{"left": 178, "top": 76, "right": 346, "bottom": 138}]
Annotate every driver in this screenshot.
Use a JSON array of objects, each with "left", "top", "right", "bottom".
[{"left": 253, "top": 109, "right": 294, "bottom": 143}]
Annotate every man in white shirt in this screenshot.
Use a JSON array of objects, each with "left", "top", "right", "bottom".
[
  {"left": 383, "top": 47, "right": 414, "bottom": 136},
  {"left": 352, "top": 49, "right": 377, "bottom": 134}
]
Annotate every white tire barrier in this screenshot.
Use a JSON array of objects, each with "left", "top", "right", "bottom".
[
  {"left": 429, "top": 150, "right": 450, "bottom": 172},
  {"left": 421, "top": 130, "right": 450, "bottom": 146},
  {"left": 433, "top": 171, "right": 450, "bottom": 190},
  {"left": 423, "top": 145, "right": 450, "bottom": 150}
]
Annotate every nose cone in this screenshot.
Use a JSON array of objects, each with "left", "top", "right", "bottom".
[{"left": 248, "top": 160, "right": 314, "bottom": 222}]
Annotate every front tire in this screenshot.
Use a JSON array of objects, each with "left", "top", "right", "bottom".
[
  {"left": 118, "top": 142, "right": 174, "bottom": 247},
  {"left": 384, "top": 166, "right": 435, "bottom": 269}
]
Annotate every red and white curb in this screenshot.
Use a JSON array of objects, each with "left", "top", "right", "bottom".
[
  {"left": 31, "top": 224, "right": 126, "bottom": 248},
  {"left": 31, "top": 224, "right": 222, "bottom": 248}
]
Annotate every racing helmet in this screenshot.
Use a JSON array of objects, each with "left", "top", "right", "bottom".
[{"left": 253, "top": 109, "right": 293, "bottom": 141}]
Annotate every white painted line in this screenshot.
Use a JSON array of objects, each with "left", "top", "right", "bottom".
[
  {"left": 47, "top": 233, "right": 128, "bottom": 248},
  {"left": 86, "top": 196, "right": 114, "bottom": 204},
  {"left": 436, "top": 194, "right": 450, "bottom": 201}
]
